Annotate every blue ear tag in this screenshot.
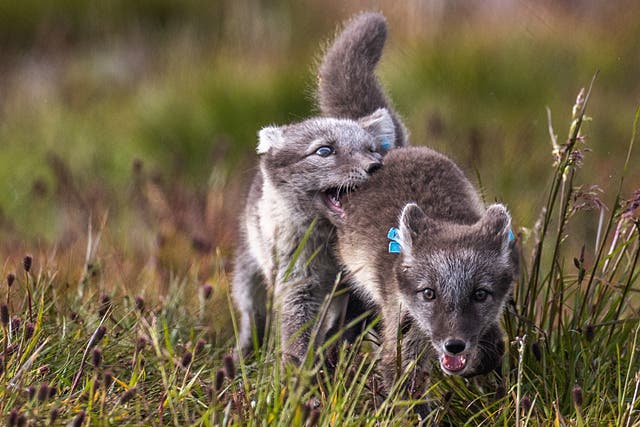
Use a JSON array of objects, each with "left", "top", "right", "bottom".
[
  {"left": 381, "top": 136, "right": 391, "bottom": 150},
  {"left": 387, "top": 227, "right": 401, "bottom": 253},
  {"left": 508, "top": 229, "right": 515, "bottom": 242},
  {"left": 387, "top": 227, "right": 399, "bottom": 240},
  {"left": 389, "top": 241, "right": 401, "bottom": 253}
]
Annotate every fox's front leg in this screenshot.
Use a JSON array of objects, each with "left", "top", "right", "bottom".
[
  {"left": 231, "top": 248, "right": 268, "bottom": 358},
  {"left": 380, "top": 304, "right": 404, "bottom": 392},
  {"left": 380, "top": 306, "right": 432, "bottom": 418},
  {"left": 276, "top": 278, "right": 325, "bottom": 365}
]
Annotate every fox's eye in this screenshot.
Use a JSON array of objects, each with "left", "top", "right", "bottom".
[
  {"left": 421, "top": 288, "right": 436, "bottom": 301},
  {"left": 315, "top": 146, "right": 334, "bottom": 157},
  {"left": 472, "top": 289, "right": 489, "bottom": 302}
]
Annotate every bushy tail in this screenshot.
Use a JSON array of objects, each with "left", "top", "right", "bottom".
[{"left": 317, "top": 12, "right": 408, "bottom": 146}]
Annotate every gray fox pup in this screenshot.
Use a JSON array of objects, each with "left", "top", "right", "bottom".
[
  {"left": 334, "top": 147, "right": 517, "bottom": 409},
  {"left": 232, "top": 112, "right": 395, "bottom": 364},
  {"left": 232, "top": 10, "right": 403, "bottom": 364}
]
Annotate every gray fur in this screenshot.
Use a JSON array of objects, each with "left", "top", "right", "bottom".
[
  {"left": 317, "top": 11, "right": 408, "bottom": 147},
  {"left": 232, "top": 111, "right": 397, "bottom": 364},
  {"left": 334, "top": 147, "right": 517, "bottom": 403}
]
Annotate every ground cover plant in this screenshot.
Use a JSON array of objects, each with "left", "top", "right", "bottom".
[
  {"left": 1, "top": 79, "right": 639, "bottom": 425},
  {"left": 1, "top": 2, "right": 640, "bottom": 425}
]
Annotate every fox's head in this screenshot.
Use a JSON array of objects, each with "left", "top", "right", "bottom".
[
  {"left": 394, "top": 203, "right": 517, "bottom": 377},
  {"left": 256, "top": 108, "right": 395, "bottom": 220}
]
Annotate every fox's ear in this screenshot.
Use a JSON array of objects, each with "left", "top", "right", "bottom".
[
  {"left": 480, "top": 204, "right": 512, "bottom": 251},
  {"left": 398, "top": 203, "right": 429, "bottom": 260},
  {"left": 359, "top": 108, "right": 396, "bottom": 150},
  {"left": 257, "top": 126, "right": 285, "bottom": 155}
]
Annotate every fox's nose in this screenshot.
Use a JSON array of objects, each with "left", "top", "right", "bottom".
[
  {"left": 365, "top": 161, "right": 382, "bottom": 174},
  {"left": 444, "top": 339, "right": 466, "bottom": 355}
]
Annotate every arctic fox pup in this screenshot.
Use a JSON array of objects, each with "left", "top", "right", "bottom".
[
  {"left": 317, "top": 12, "right": 517, "bottom": 412},
  {"left": 334, "top": 146, "right": 517, "bottom": 407},
  {"left": 232, "top": 111, "right": 395, "bottom": 364}
]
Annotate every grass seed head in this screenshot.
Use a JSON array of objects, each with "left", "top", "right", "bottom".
[
  {"left": 7, "top": 273, "right": 15, "bottom": 287},
  {"left": 92, "top": 347, "right": 102, "bottom": 368},
  {"left": 104, "top": 370, "right": 114, "bottom": 388},
  {"left": 5, "top": 343, "right": 18, "bottom": 356},
  {"left": 181, "top": 351, "right": 193, "bottom": 368},
  {"left": 94, "top": 325, "right": 107, "bottom": 344},
  {"left": 119, "top": 387, "right": 138, "bottom": 404},
  {"left": 201, "top": 283, "right": 213, "bottom": 300},
  {"left": 584, "top": 325, "right": 595, "bottom": 341},
  {"left": 8, "top": 409, "right": 18, "bottom": 426},
  {"left": 195, "top": 338, "right": 205, "bottom": 354},
  {"left": 521, "top": 394, "right": 532, "bottom": 413},
  {"left": 204, "top": 385, "right": 214, "bottom": 400},
  {"left": 495, "top": 384, "right": 506, "bottom": 399},
  {"left": 25, "top": 322, "right": 34, "bottom": 339},
  {"left": 1, "top": 304, "right": 8, "bottom": 326},
  {"left": 23, "top": 255, "right": 32, "bottom": 273},
  {"left": 99, "top": 294, "right": 111, "bottom": 317},
  {"left": 49, "top": 408, "right": 59, "bottom": 425},
  {"left": 27, "top": 385, "right": 36, "bottom": 400},
  {"left": 39, "top": 364, "right": 50, "bottom": 376},
  {"left": 223, "top": 354, "right": 235, "bottom": 379},
  {"left": 531, "top": 341, "right": 542, "bottom": 361},
  {"left": 621, "top": 191, "right": 640, "bottom": 224},
  {"left": 11, "top": 316, "right": 20, "bottom": 332},
  {"left": 572, "top": 384, "right": 583, "bottom": 408},
  {"left": 37, "top": 383, "right": 49, "bottom": 402},
  {"left": 72, "top": 410, "right": 86, "bottom": 427},
  {"left": 135, "top": 296, "right": 144, "bottom": 312},
  {"left": 136, "top": 336, "right": 147, "bottom": 352},
  {"left": 215, "top": 368, "right": 225, "bottom": 391}
]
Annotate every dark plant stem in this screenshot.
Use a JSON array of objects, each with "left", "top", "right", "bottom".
[
  {"left": 68, "top": 322, "right": 106, "bottom": 397},
  {"left": 582, "top": 105, "right": 640, "bottom": 328},
  {"left": 590, "top": 220, "right": 632, "bottom": 321},
  {"left": 607, "top": 222, "right": 640, "bottom": 345},
  {"left": 574, "top": 200, "right": 618, "bottom": 328},
  {"left": 25, "top": 271, "right": 33, "bottom": 324},
  {"left": 526, "top": 75, "right": 596, "bottom": 328},
  {"left": 543, "top": 169, "right": 576, "bottom": 336}
]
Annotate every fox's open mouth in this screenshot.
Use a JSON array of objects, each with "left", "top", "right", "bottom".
[
  {"left": 440, "top": 353, "right": 467, "bottom": 374},
  {"left": 322, "top": 187, "right": 354, "bottom": 218}
]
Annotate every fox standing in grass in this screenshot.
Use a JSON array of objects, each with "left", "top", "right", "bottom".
[
  {"left": 333, "top": 151, "right": 516, "bottom": 404},
  {"left": 231, "top": 13, "right": 406, "bottom": 364},
  {"left": 316, "top": 12, "right": 518, "bottom": 414}
]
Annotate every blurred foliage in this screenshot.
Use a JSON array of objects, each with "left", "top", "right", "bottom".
[{"left": 0, "top": 0, "right": 639, "bottom": 273}]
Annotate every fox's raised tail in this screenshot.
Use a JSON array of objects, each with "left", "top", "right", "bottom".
[{"left": 317, "top": 12, "right": 408, "bottom": 146}]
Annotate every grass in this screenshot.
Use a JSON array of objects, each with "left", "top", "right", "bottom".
[
  {"left": 2, "top": 2, "right": 640, "bottom": 248},
  {"left": 1, "top": 3, "right": 640, "bottom": 425},
  {"left": 1, "top": 81, "right": 639, "bottom": 425}
]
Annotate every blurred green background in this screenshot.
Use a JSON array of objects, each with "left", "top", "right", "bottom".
[{"left": 0, "top": 0, "right": 638, "bottom": 280}]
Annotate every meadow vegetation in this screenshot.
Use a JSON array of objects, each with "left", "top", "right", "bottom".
[{"left": 1, "top": 1, "right": 639, "bottom": 425}]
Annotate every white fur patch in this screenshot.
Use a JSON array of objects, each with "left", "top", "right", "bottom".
[
  {"left": 246, "top": 174, "right": 301, "bottom": 284},
  {"left": 339, "top": 244, "right": 382, "bottom": 305},
  {"left": 397, "top": 202, "right": 423, "bottom": 261},
  {"left": 257, "top": 126, "right": 285, "bottom": 154}
]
